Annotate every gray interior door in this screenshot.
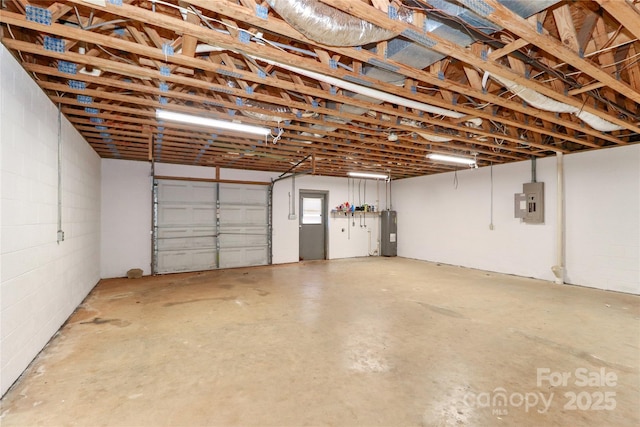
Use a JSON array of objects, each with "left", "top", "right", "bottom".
[{"left": 299, "top": 192, "right": 326, "bottom": 260}]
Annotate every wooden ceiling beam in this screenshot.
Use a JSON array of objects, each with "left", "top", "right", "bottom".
[
  {"left": 594, "top": 0, "right": 640, "bottom": 41},
  {"left": 480, "top": 0, "right": 640, "bottom": 105},
  {"left": 552, "top": 4, "right": 580, "bottom": 52},
  {"left": 67, "top": 103, "right": 523, "bottom": 165},
  {"left": 317, "top": 0, "right": 638, "bottom": 132},
  {"left": 123, "top": 0, "right": 621, "bottom": 144},
  {"left": 48, "top": 3, "right": 73, "bottom": 21},
  {"left": 63, "top": 2, "right": 621, "bottom": 144},
  {"left": 576, "top": 11, "right": 599, "bottom": 54},
  {"left": 3, "top": 1, "right": 631, "bottom": 176},
  {"left": 488, "top": 38, "right": 529, "bottom": 61},
  {"left": 6, "top": 33, "right": 570, "bottom": 152}
]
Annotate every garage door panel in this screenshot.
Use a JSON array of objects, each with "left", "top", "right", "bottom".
[
  {"left": 243, "top": 227, "right": 268, "bottom": 246},
  {"left": 219, "top": 184, "right": 266, "bottom": 205},
  {"left": 219, "top": 226, "right": 267, "bottom": 247},
  {"left": 158, "top": 227, "right": 216, "bottom": 250},
  {"left": 159, "top": 205, "right": 189, "bottom": 225},
  {"left": 156, "top": 179, "right": 268, "bottom": 274},
  {"left": 219, "top": 206, "right": 267, "bottom": 225},
  {"left": 219, "top": 206, "right": 242, "bottom": 224},
  {"left": 219, "top": 227, "right": 243, "bottom": 247},
  {"left": 158, "top": 181, "right": 216, "bottom": 203},
  {"left": 158, "top": 182, "right": 189, "bottom": 202},
  {"left": 191, "top": 184, "right": 216, "bottom": 203},
  {"left": 219, "top": 247, "right": 267, "bottom": 269},
  {"left": 159, "top": 205, "right": 215, "bottom": 226},
  {"left": 245, "top": 247, "right": 268, "bottom": 265},
  {"left": 190, "top": 250, "right": 217, "bottom": 270},
  {"left": 158, "top": 251, "right": 190, "bottom": 273},
  {"left": 192, "top": 206, "right": 216, "bottom": 224},
  {"left": 158, "top": 228, "right": 190, "bottom": 250},
  {"left": 219, "top": 248, "right": 242, "bottom": 269},
  {"left": 245, "top": 207, "right": 268, "bottom": 225},
  {"left": 158, "top": 248, "right": 216, "bottom": 274},
  {"left": 219, "top": 185, "right": 243, "bottom": 204}
]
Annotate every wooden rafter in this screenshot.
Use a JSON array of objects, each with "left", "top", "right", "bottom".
[{"left": 0, "top": 0, "right": 637, "bottom": 178}]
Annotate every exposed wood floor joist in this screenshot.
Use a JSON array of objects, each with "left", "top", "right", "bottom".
[{"left": 1, "top": 0, "right": 638, "bottom": 178}]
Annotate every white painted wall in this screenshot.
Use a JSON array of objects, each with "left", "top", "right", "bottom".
[
  {"left": 564, "top": 145, "right": 639, "bottom": 294},
  {"left": 1, "top": 45, "right": 101, "bottom": 396},
  {"left": 272, "top": 174, "right": 386, "bottom": 264},
  {"left": 101, "top": 161, "right": 385, "bottom": 276},
  {"left": 100, "top": 159, "right": 152, "bottom": 278},
  {"left": 394, "top": 145, "right": 639, "bottom": 294}
]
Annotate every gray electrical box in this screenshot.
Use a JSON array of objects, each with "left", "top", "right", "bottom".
[
  {"left": 514, "top": 182, "right": 544, "bottom": 224},
  {"left": 381, "top": 210, "right": 397, "bottom": 257}
]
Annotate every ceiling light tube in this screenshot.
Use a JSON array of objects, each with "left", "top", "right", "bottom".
[
  {"left": 347, "top": 171, "right": 389, "bottom": 180},
  {"left": 156, "top": 110, "right": 271, "bottom": 136},
  {"left": 427, "top": 153, "right": 476, "bottom": 166}
]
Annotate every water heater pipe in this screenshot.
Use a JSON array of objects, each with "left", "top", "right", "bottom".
[{"left": 551, "top": 152, "right": 565, "bottom": 284}]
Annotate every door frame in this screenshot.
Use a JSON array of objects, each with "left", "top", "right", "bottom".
[{"left": 299, "top": 190, "right": 329, "bottom": 260}]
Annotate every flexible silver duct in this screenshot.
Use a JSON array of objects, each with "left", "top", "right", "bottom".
[
  {"left": 264, "top": 0, "right": 555, "bottom": 141},
  {"left": 266, "top": 0, "right": 412, "bottom": 46},
  {"left": 487, "top": 73, "right": 624, "bottom": 132},
  {"left": 243, "top": 99, "right": 290, "bottom": 122}
]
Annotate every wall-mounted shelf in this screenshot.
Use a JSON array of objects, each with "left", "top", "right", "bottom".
[{"left": 331, "top": 210, "right": 380, "bottom": 217}]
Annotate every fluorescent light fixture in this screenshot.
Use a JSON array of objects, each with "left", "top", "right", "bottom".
[
  {"left": 427, "top": 153, "right": 477, "bottom": 166},
  {"left": 156, "top": 110, "right": 270, "bottom": 136},
  {"left": 347, "top": 171, "right": 389, "bottom": 180}
]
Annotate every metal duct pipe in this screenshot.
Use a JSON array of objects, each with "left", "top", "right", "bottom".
[
  {"left": 266, "top": 0, "right": 412, "bottom": 46},
  {"left": 487, "top": 73, "right": 624, "bottom": 132},
  {"left": 551, "top": 152, "right": 565, "bottom": 285},
  {"left": 264, "top": 0, "right": 556, "bottom": 140},
  {"left": 243, "top": 99, "right": 291, "bottom": 122}
]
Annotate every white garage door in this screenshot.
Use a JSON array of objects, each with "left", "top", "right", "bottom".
[
  {"left": 156, "top": 180, "right": 217, "bottom": 274},
  {"left": 219, "top": 183, "right": 269, "bottom": 268},
  {"left": 154, "top": 179, "right": 268, "bottom": 274}
]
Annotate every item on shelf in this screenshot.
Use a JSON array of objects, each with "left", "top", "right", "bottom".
[{"left": 335, "top": 202, "right": 351, "bottom": 212}]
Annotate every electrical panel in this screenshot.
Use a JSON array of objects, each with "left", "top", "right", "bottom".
[{"left": 514, "top": 182, "right": 544, "bottom": 224}]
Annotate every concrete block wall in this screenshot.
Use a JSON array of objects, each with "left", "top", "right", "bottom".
[
  {"left": 1, "top": 45, "right": 101, "bottom": 396},
  {"left": 393, "top": 145, "right": 640, "bottom": 294}
]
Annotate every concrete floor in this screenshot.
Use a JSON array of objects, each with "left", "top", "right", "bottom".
[{"left": 1, "top": 257, "right": 638, "bottom": 426}]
